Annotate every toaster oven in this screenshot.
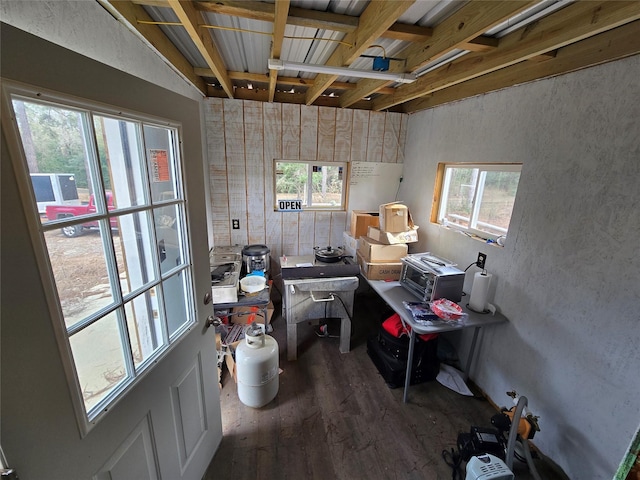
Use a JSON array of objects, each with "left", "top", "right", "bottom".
[{"left": 400, "top": 253, "right": 465, "bottom": 303}]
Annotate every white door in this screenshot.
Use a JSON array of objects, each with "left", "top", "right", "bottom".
[{"left": 1, "top": 81, "right": 222, "bottom": 480}]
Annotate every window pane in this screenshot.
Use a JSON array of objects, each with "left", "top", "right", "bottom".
[
  {"left": 69, "top": 311, "right": 128, "bottom": 412},
  {"left": 125, "top": 287, "right": 164, "bottom": 369},
  {"left": 44, "top": 224, "right": 116, "bottom": 329},
  {"left": 162, "top": 271, "right": 191, "bottom": 338},
  {"left": 476, "top": 171, "right": 521, "bottom": 236},
  {"left": 115, "top": 211, "right": 157, "bottom": 295},
  {"left": 442, "top": 167, "right": 477, "bottom": 229},
  {"left": 12, "top": 100, "right": 99, "bottom": 222},
  {"left": 275, "top": 162, "right": 307, "bottom": 204},
  {"left": 145, "top": 125, "right": 179, "bottom": 203},
  {"left": 311, "top": 165, "right": 343, "bottom": 207},
  {"left": 94, "top": 115, "right": 146, "bottom": 209},
  {"left": 154, "top": 205, "right": 185, "bottom": 275}
]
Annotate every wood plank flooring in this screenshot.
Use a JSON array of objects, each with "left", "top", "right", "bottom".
[{"left": 204, "top": 284, "right": 568, "bottom": 480}]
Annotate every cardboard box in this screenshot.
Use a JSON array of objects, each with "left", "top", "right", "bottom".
[
  {"left": 231, "top": 300, "right": 274, "bottom": 325},
  {"left": 224, "top": 340, "right": 241, "bottom": 383},
  {"left": 379, "top": 202, "right": 409, "bottom": 232},
  {"left": 358, "top": 236, "right": 408, "bottom": 263},
  {"left": 357, "top": 252, "right": 403, "bottom": 281},
  {"left": 368, "top": 226, "right": 419, "bottom": 244},
  {"left": 350, "top": 210, "right": 379, "bottom": 238}
]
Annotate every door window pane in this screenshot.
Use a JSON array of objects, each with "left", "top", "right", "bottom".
[
  {"left": 69, "top": 311, "right": 128, "bottom": 412},
  {"left": 116, "top": 211, "right": 157, "bottom": 295},
  {"left": 44, "top": 224, "right": 115, "bottom": 329},
  {"left": 144, "top": 125, "right": 179, "bottom": 203},
  {"left": 94, "top": 115, "right": 147, "bottom": 210},
  {"left": 125, "top": 287, "right": 163, "bottom": 369},
  {"left": 154, "top": 204, "right": 185, "bottom": 275},
  {"left": 163, "top": 272, "right": 191, "bottom": 338}
]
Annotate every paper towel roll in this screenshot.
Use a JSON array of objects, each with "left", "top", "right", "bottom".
[{"left": 469, "top": 271, "right": 492, "bottom": 312}]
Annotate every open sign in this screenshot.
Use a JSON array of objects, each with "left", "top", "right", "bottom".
[{"left": 278, "top": 200, "right": 302, "bottom": 211}]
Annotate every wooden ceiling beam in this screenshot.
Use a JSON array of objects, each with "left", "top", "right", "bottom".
[
  {"left": 220, "top": 86, "right": 397, "bottom": 111},
  {"left": 305, "top": 0, "right": 414, "bottom": 106},
  {"left": 269, "top": 0, "right": 290, "bottom": 102},
  {"left": 339, "top": 0, "right": 536, "bottom": 108},
  {"left": 194, "top": 69, "right": 396, "bottom": 94},
  {"left": 166, "top": 0, "right": 234, "bottom": 97},
  {"left": 104, "top": 0, "right": 207, "bottom": 94},
  {"left": 373, "top": 1, "right": 640, "bottom": 111},
  {"left": 135, "top": 0, "right": 499, "bottom": 51},
  {"left": 404, "top": 21, "right": 640, "bottom": 113}
]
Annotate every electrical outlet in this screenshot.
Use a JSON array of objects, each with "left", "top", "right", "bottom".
[
  {"left": 232, "top": 219, "right": 240, "bottom": 230},
  {"left": 477, "top": 252, "right": 487, "bottom": 270}
]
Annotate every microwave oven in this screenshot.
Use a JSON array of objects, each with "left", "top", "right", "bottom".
[{"left": 400, "top": 253, "right": 465, "bottom": 303}]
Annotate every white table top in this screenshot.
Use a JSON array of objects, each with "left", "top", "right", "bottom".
[{"left": 367, "top": 280, "right": 507, "bottom": 334}]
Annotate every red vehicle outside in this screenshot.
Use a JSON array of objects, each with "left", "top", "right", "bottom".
[{"left": 46, "top": 192, "right": 117, "bottom": 237}]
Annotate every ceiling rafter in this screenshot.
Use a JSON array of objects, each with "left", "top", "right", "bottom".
[
  {"left": 102, "top": 0, "right": 207, "bottom": 93},
  {"left": 133, "top": 0, "right": 497, "bottom": 51},
  {"left": 193, "top": 68, "right": 397, "bottom": 94},
  {"left": 305, "top": 0, "right": 414, "bottom": 105},
  {"left": 269, "top": 0, "right": 290, "bottom": 102},
  {"left": 403, "top": 20, "right": 640, "bottom": 113},
  {"left": 372, "top": 0, "right": 640, "bottom": 111},
  {"left": 339, "top": 0, "right": 538, "bottom": 108},
  {"left": 166, "top": 0, "right": 234, "bottom": 98}
]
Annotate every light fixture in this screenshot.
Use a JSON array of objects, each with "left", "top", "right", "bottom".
[{"left": 268, "top": 58, "right": 416, "bottom": 84}]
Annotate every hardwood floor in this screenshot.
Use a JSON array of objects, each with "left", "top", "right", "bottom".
[{"left": 205, "top": 284, "right": 567, "bottom": 480}]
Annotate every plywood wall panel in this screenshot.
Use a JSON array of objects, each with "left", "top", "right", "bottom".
[
  {"left": 366, "top": 112, "right": 386, "bottom": 163},
  {"left": 298, "top": 211, "right": 316, "bottom": 255},
  {"left": 244, "top": 102, "right": 266, "bottom": 245},
  {"left": 334, "top": 108, "right": 353, "bottom": 162},
  {"left": 350, "top": 110, "right": 370, "bottom": 162},
  {"left": 281, "top": 212, "right": 300, "bottom": 257},
  {"left": 224, "top": 101, "right": 248, "bottom": 245},
  {"left": 318, "top": 107, "right": 336, "bottom": 162},
  {"left": 300, "top": 106, "right": 318, "bottom": 160},
  {"left": 398, "top": 114, "right": 408, "bottom": 164},
  {"left": 205, "top": 98, "right": 231, "bottom": 246},
  {"left": 263, "top": 103, "right": 283, "bottom": 258},
  {"left": 330, "top": 212, "right": 347, "bottom": 249},
  {"left": 382, "top": 112, "right": 403, "bottom": 163},
  {"left": 282, "top": 104, "right": 300, "bottom": 159},
  {"left": 313, "top": 211, "right": 332, "bottom": 250}
]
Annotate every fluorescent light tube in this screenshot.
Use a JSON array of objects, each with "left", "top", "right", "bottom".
[{"left": 268, "top": 59, "right": 416, "bottom": 84}]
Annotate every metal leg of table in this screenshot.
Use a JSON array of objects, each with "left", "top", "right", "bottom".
[
  {"left": 403, "top": 329, "right": 417, "bottom": 403},
  {"left": 464, "top": 326, "right": 481, "bottom": 382}
]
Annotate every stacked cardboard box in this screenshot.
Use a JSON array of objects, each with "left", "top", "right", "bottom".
[{"left": 355, "top": 202, "right": 419, "bottom": 280}]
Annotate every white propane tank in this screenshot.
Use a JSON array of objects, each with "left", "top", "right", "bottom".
[{"left": 236, "top": 322, "right": 279, "bottom": 408}]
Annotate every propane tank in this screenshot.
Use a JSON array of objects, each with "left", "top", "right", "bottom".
[{"left": 236, "top": 322, "right": 279, "bottom": 408}]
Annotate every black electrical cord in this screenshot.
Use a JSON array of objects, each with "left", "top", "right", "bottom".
[
  {"left": 442, "top": 448, "right": 463, "bottom": 480},
  {"left": 464, "top": 261, "right": 478, "bottom": 272}
]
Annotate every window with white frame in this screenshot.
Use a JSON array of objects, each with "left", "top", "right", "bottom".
[
  {"left": 8, "top": 90, "right": 195, "bottom": 424},
  {"left": 274, "top": 160, "right": 347, "bottom": 211},
  {"left": 435, "top": 163, "right": 522, "bottom": 240}
]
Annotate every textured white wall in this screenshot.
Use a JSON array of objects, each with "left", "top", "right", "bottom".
[
  {"left": 0, "top": 0, "right": 202, "bottom": 102},
  {"left": 401, "top": 55, "right": 640, "bottom": 479}
]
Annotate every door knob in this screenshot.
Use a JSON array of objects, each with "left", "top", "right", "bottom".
[{"left": 206, "top": 315, "right": 221, "bottom": 328}]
